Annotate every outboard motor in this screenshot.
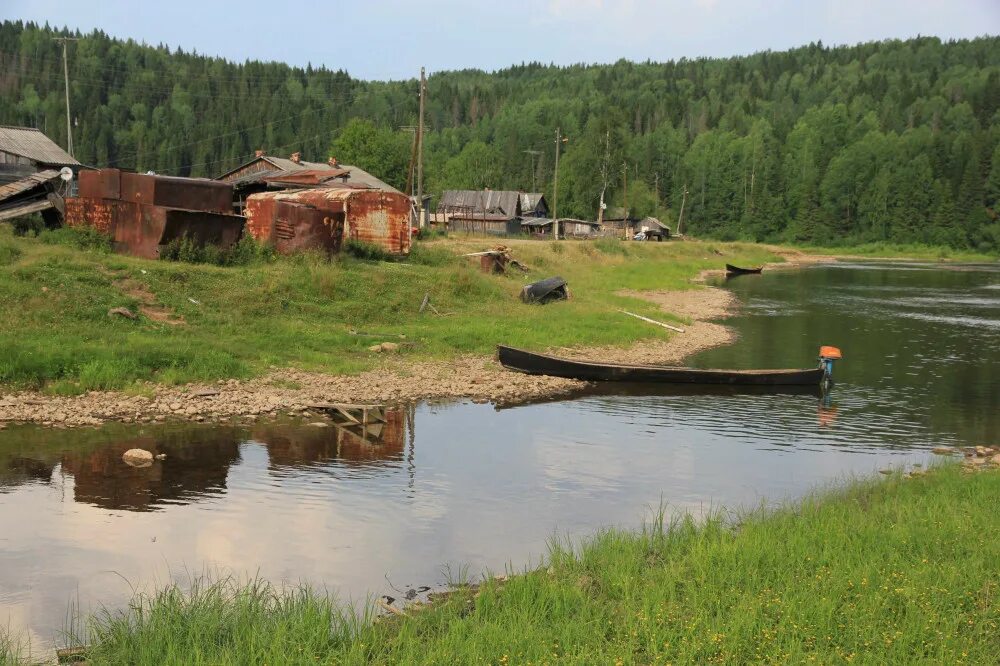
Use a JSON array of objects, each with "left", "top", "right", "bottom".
[{"left": 818, "top": 346, "right": 842, "bottom": 389}]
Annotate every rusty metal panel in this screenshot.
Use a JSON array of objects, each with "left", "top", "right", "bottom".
[
  {"left": 118, "top": 172, "right": 232, "bottom": 214},
  {"left": 246, "top": 188, "right": 411, "bottom": 255},
  {"left": 78, "top": 168, "right": 121, "bottom": 200},
  {"left": 272, "top": 200, "right": 344, "bottom": 254},
  {"left": 64, "top": 197, "right": 125, "bottom": 235}
]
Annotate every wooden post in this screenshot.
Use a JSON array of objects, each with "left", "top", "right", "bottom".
[
  {"left": 677, "top": 183, "right": 688, "bottom": 236},
  {"left": 53, "top": 37, "right": 78, "bottom": 157},
  {"left": 416, "top": 67, "right": 426, "bottom": 228},
  {"left": 553, "top": 127, "right": 562, "bottom": 240}
]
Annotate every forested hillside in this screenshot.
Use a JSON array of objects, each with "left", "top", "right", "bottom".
[{"left": 2, "top": 20, "right": 999, "bottom": 249}]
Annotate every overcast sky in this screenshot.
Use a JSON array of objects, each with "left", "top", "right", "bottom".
[{"left": 4, "top": 0, "right": 999, "bottom": 80}]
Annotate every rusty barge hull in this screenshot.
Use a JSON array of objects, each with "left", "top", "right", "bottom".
[
  {"left": 245, "top": 188, "right": 411, "bottom": 256},
  {"left": 65, "top": 169, "right": 244, "bottom": 259}
]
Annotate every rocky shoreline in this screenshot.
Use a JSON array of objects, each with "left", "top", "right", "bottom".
[{"left": 0, "top": 283, "right": 750, "bottom": 429}]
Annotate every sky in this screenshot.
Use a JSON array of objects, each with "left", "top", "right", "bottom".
[{"left": 3, "top": 0, "right": 999, "bottom": 80}]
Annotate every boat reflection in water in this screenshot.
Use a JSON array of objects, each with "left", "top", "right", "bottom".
[{"left": 0, "top": 408, "right": 412, "bottom": 513}]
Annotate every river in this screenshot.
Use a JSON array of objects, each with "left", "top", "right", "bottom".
[{"left": 1, "top": 261, "right": 998, "bottom": 652}]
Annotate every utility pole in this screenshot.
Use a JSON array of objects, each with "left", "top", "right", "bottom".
[
  {"left": 677, "top": 183, "right": 689, "bottom": 236},
  {"left": 416, "top": 67, "right": 426, "bottom": 228},
  {"left": 622, "top": 161, "right": 629, "bottom": 239},
  {"left": 552, "top": 127, "right": 565, "bottom": 240},
  {"left": 523, "top": 150, "right": 541, "bottom": 192},
  {"left": 598, "top": 130, "right": 610, "bottom": 227},
  {"left": 53, "top": 36, "right": 78, "bottom": 157}
]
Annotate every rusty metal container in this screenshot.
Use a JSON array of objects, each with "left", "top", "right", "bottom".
[
  {"left": 65, "top": 169, "right": 245, "bottom": 259},
  {"left": 245, "top": 188, "right": 411, "bottom": 256}
]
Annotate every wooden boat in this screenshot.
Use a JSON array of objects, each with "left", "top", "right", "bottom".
[
  {"left": 497, "top": 345, "right": 827, "bottom": 386},
  {"left": 725, "top": 263, "right": 763, "bottom": 275}
]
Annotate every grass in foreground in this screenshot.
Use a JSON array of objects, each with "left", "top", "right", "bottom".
[
  {"left": 5, "top": 465, "right": 996, "bottom": 664},
  {"left": 0, "top": 225, "right": 782, "bottom": 394}
]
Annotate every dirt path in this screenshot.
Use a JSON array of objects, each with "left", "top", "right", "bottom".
[{"left": 107, "top": 269, "right": 185, "bottom": 325}]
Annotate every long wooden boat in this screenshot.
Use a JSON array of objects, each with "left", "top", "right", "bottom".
[
  {"left": 725, "top": 263, "right": 763, "bottom": 275},
  {"left": 497, "top": 345, "right": 827, "bottom": 386}
]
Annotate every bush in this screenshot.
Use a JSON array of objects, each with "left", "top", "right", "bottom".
[
  {"left": 160, "top": 234, "right": 275, "bottom": 266},
  {"left": 10, "top": 215, "right": 44, "bottom": 237},
  {"left": 0, "top": 240, "right": 22, "bottom": 266},
  {"left": 416, "top": 227, "right": 447, "bottom": 240},
  {"left": 344, "top": 238, "right": 394, "bottom": 262},
  {"left": 39, "top": 226, "right": 113, "bottom": 251}
]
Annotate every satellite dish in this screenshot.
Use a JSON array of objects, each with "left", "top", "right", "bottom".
[{"left": 59, "top": 167, "right": 73, "bottom": 182}]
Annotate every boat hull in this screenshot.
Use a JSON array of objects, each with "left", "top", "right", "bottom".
[
  {"left": 725, "top": 263, "right": 763, "bottom": 275},
  {"left": 497, "top": 346, "right": 826, "bottom": 386}
]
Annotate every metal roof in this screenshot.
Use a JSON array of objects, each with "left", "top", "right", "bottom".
[
  {"left": 438, "top": 190, "right": 522, "bottom": 217},
  {"left": 0, "top": 169, "right": 60, "bottom": 204},
  {"left": 218, "top": 155, "right": 400, "bottom": 194},
  {"left": 521, "top": 217, "right": 599, "bottom": 228},
  {"left": 0, "top": 126, "right": 79, "bottom": 166}
]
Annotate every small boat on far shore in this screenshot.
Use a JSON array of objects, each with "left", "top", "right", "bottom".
[
  {"left": 726, "top": 263, "right": 763, "bottom": 275},
  {"left": 498, "top": 345, "right": 840, "bottom": 386}
]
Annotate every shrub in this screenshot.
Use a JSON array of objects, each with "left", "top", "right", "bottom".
[
  {"left": 39, "top": 226, "right": 113, "bottom": 251},
  {"left": 160, "top": 234, "right": 275, "bottom": 266},
  {"left": 0, "top": 241, "right": 22, "bottom": 266},
  {"left": 10, "top": 215, "right": 44, "bottom": 237},
  {"left": 344, "top": 239, "right": 393, "bottom": 262}
]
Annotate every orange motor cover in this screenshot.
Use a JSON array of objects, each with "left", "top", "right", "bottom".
[{"left": 819, "top": 346, "right": 842, "bottom": 360}]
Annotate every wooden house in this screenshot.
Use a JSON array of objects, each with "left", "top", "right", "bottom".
[{"left": 0, "top": 125, "right": 81, "bottom": 223}]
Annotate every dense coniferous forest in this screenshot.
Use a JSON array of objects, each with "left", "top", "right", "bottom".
[{"left": 2, "top": 20, "right": 999, "bottom": 249}]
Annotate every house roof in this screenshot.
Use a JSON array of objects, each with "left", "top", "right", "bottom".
[
  {"left": 520, "top": 192, "right": 547, "bottom": 211},
  {"left": 217, "top": 155, "right": 400, "bottom": 194},
  {"left": 0, "top": 126, "right": 79, "bottom": 167},
  {"left": 0, "top": 169, "right": 60, "bottom": 205},
  {"left": 639, "top": 216, "right": 669, "bottom": 230},
  {"left": 521, "top": 217, "right": 600, "bottom": 228},
  {"left": 438, "top": 190, "right": 521, "bottom": 217}
]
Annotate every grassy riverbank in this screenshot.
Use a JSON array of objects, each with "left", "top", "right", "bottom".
[
  {"left": 0, "top": 226, "right": 784, "bottom": 395},
  {"left": 4, "top": 464, "right": 995, "bottom": 664}
]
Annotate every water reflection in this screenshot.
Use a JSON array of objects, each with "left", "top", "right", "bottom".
[{"left": 0, "top": 409, "right": 411, "bottom": 512}]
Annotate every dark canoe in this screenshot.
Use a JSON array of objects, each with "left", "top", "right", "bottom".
[
  {"left": 725, "top": 263, "right": 763, "bottom": 275},
  {"left": 497, "top": 345, "right": 826, "bottom": 386}
]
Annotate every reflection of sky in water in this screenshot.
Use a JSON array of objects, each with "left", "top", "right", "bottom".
[{"left": 3, "top": 262, "right": 1000, "bottom": 653}]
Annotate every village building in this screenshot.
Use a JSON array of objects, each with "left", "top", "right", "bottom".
[
  {"left": 519, "top": 192, "right": 549, "bottom": 218},
  {"left": 0, "top": 125, "right": 81, "bottom": 224},
  {"left": 521, "top": 218, "right": 601, "bottom": 238},
  {"left": 64, "top": 168, "right": 244, "bottom": 259},
  {"left": 600, "top": 207, "right": 671, "bottom": 239},
  {"left": 436, "top": 189, "right": 544, "bottom": 235},
  {"left": 216, "top": 151, "right": 402, "bottom": 213}
]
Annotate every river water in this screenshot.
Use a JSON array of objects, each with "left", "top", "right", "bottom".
[{"left": 2, "top": 261, "right": 998, "bottom": 651}]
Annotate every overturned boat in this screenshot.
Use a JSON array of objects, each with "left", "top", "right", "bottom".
[{"left": 498, "top": 345, "right": 842, "bottom": 387}]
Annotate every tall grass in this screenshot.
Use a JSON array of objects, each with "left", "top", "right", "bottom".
[{"left": 8, "top": 466, "right": 996, "bottom": 665}]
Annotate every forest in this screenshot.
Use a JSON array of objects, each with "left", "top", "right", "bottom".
[{"left": 1, "top": 20, "right": 999, "bottom": 250}]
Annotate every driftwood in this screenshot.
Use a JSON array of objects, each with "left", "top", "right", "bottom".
[
  {"left": 619, "top": 309, "right": 685, "bottom": 333},
  {"left": 376, "top": 599, "right": 407, "bottom": 616}
]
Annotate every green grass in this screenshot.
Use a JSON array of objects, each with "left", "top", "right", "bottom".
[
  {"left": 0, "top": 225, "right": 782, "bottom": 393},
  {"left": 4, "top": 465, "right": 996, "bottom": 664},
  {"left": 797, "top": 241, "right": 999, "bottom": 262}
]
